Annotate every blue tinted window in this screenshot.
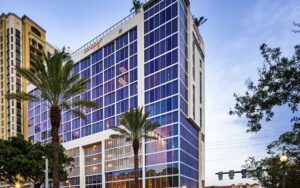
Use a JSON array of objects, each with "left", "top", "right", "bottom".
[
  {"left": 92, "top": 122, "right": 103, "bottom": 133},
  {"left": 130, "top": 69, "right": 137, "bottom": 82},
  {"left": 81, "top": 125, "right": 91, "bottom": 137},
  {"left": 92, "top": 49, "right": 102, "bottom": 63},
  {"left": 104, "top": 54, "right": 114, "bottom": 69},
  {"left": 116, "top": 60, "right": 128, "bottom": 75},
  {"left": 130, "top": 82, "right": 138, "bottom": 96},
  {"left": 92, "top": 73, "right": 102, "bottom": 87},
  {"left": 64, "top": 132, "right": 71, "bottom": 142},
  {"left": 104, "top": 80, "right": 115, "bottom": 93},
  {"left": 129, "top": 28, "right": 137, "bottom": 42},
  {"left": 92, "top": 109, "right": 103, "bottom": 122},
  {"left": 130, "top": 55, "right": 137, "bottom": 69},
  {"left": 92, "top": 85, "right": 103, "bottom": 99},
  {"left": 104, "top": 92, "right": 115, "bottom": 106},
  {"left": 116, "top": 47, "right": 128, "bottom": 63},
  {"left": 104, "top": 105, "right": 114, "bottom": 118},
  {"left": 130, "top": 96, "right": 138, "bottom": 108},
  {"left": 116, "top": 87, "right": 128, "bottom": 101},
  {"left": 116, "top": 33, "right": 128, "bottom": 50},
  {"left": 129, "top": 41, "right": 137, "bottom": 55},
  {"left": 116, "top": 100, "right": 129, "bottom": 114},
  {"left": 81, "top": 68, "right": 90, "bottom": 78},
  {"left": 81, "top": 114, "right": 91, "bottom": 126},
  {"left": 117, "top": 73, "right": 128, "bottom": 88},
  {"left": 104, "top": 67, "right": 115, "bottom": 81},
  {"left": 104, "top": 42, "right": 114, "bottom": 57},
  {"left": 92, "top": 61, "right": 102, "bottom": 75},
  {"left": 80, "top": 58, "right": 90, "bottom": 70}
]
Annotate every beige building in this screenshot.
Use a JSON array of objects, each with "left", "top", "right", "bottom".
[{"left": 0, "top": 13, "right": 54, "bottom": 140}]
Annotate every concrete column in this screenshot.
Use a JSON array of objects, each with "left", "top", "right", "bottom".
[
  {"left": 79, "top": 146, "right": 85, "bottom": 188},
  {"left": 102, "top": 141, "right": 106, "bottom": 188}
]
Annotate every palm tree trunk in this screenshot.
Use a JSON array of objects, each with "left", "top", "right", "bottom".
[
  {"left": 50, "top": 106, "right": 61, "bottom": 188},
  {"left": 133, "top": 139, "right": 139, "bottom": 188}
]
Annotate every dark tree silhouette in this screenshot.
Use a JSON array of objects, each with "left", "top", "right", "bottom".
[{"left": 193, "top": 16, "right": 207, "bottom": 27}]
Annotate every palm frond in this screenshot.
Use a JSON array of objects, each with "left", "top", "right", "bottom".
[
  {"left": 60, "top": 102, "right": 71, "bottom": 110},
  {"left": 6, "top": 92, "right": 39, "bottom": 102},
  {"left": 72, "top": 100, "right": 98, "bottom": 108},
  {"left": 62, "top": 77, "right": 89, "bottom": 101},
  {"left": 111, "top": 126, "right": 131, "bottom": 136},
  {"left": 68, "top": 109, "right": 85, "bottom": 119}
]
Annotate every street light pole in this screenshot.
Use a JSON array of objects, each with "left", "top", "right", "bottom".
[
  {"left": 282, "top": 163, "right": 286, "bottom": 188},
  {"left": 42, "top": 156, "right": 49, "bottom": 188},
  {"left": 280, "top": 154, "right": 288, "bottom": 188}
]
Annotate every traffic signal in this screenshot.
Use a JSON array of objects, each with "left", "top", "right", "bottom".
[
  {"left": 229, "top": 170, "right": 234, "bottom": 179},
  {"left": 256, "top": 167, "right": 262, "bottom": 178},
  {"left": 241, "top": 169, "right": 247, "bottom": 178},
  {"left": 217, "top": 172, "right": 223, "bottom": 180}
]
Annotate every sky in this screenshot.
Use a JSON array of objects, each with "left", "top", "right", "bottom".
[{"left": 1, "top": 0, "right": 299, "bottom": 186}]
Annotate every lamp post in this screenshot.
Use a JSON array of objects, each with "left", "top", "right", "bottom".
[
  {"left": 15, "top": 182, "right": 21, "bottom": 188},
  {"left": 42, "top": 156, "right": 49, "bottom": 188},
  {"left": 280, "top": 154, "right": 288, "bottom": 188},
  {"left": 66, "top": 180, "right": 71, "bottom": 188}
]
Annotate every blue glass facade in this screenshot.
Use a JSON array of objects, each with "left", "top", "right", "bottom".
[
  {"left": 144, "top": 0, "right": 199, "bottom": 187},
  {"left": 28, "top": 27, "right": 138, "bottom": 143},
  {"left": 28, "top": 0, "right": 204, "bottom": 187}
]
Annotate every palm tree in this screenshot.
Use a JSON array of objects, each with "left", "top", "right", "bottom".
[
  {"left": 130, "top": 0, "right": 143, "bottom": 14},
  {"left": 193, "top": 16, "right": 208, "bottom": 27},
  {"left": 6, "top": 48, "right": 97, "bottom": 188},
  {"left": 110, "top": 107, "right": 160, "bottom": 188}
]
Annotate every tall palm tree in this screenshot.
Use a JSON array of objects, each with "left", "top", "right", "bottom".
[
  {"left": 7, "top": 48, "right": 97, "bottom": 188},
  {"left": 110, "top": 107, "right": 160, "bottom": 188},
  {"left": 193, "top": 16, "right": 208, "bottom": 27},
  {"left": 130, "top": 0, "right": 143, "bottom": 14}
]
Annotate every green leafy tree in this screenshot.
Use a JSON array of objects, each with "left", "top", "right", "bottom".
[
  {"left": 230, "top": 44, "right": 300, "bottom": 186},
  {"left": 6, "top": 49, "right": 97, "bottom": 188},
  {"left": 0, "top": 135, "right": 73, "bottom": 187},
  {"left": 230, "top": 44, "right": 300, "bottom": 133},
  {"left": 110, "top": 107, "right": 160, "bottom": 188},
  {"left": 131, "top": 0, "right": 143, "bottom": 14},
  {"left": 243, "top": 156, "right": 300, "bottom": 188},
  {"left": 193, "top": 16, "right": 207, "bottom": 27}
]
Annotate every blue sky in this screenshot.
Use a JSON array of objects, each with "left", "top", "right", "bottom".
[{"left": 1, "top": 0, "right": 299, "bottom": 186}]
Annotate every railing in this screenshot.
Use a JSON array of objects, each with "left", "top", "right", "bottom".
[{"left": 70, "top": 11, "right": 138, "bottom": 58}]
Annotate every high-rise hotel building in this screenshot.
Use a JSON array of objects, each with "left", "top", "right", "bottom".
[
  {"left": 0, "top": 13, "right": 54, "bottom": 140},
  {"left": 27, "top": 0, "right": 205, "bottom": 187}
]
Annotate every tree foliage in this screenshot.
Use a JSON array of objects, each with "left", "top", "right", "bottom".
[
  {"left": 0, "top": 135, "right": 73, "bottom": 187},
  {"left": 193, "top": 16, "right": 207, "bottom": 27},
  {"left": 230, "top": 44, "right": 300, "bottom": 133},
  {"left": 230, "top": 43, "right": 300, "bottom": 185},
  {"left": 110, "top": 107, "right": 160, "bottom": 188},
  {"left": 131, "top": 0, "right": 143, "bottom": 14},
  {"left": 243, "top": 156, "right": 300, "bottom": 188},
  {"left": 110, "top": 107, "right": 160, "bottom": 142},
  {"left": 6, "top": 48, "right": 97, "bottom": 188}
]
